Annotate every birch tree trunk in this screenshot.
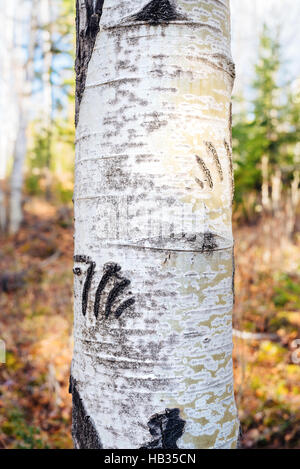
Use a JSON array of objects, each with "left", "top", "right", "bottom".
[
  {"left": 9, "top": 0, "right": 38, "bottom": 235},
  {"left": 0, "top": 0, "right": 18, "bottom": 232},
  {"left": 40, "top": 0, "right": 53, "bottom": 124},
  {"left": 40, "top": 0, "right": 54, "bottom": 199},
  {"left": 9, "top": 112, "right": 27, "bottom": 234},
  {"left": 71, "top": 0, "right": 239, "bottom": 449}
]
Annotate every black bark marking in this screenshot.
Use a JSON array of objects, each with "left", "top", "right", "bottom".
[
  {"left": 195, "top": 176, "right": 204, "bottom": 189},
  {"left": 105, "top": 278, "right": 131, "bottom": 319},
  {"left": 74, "top": 255, "right": 96, "bottom": 316},
  {"left": 69, "top": 376, "right": 102, "bottom": 449},
  {"left": 130, "top": 0, "right": 184, "bottom": 25},
  {"left": 115, "top": 298, "right": 136, "bottom": 319},
  {"left": 73, "top": 267, "right": 82, "bottom": 276},
  {"left": 74, "top": 254, "right": 92, "bottom": 263},
  {"left": 94, "top": 263, "right": 121, "bottom": 318},
  {"left": 201, "top": 232, "right": 218, "bottom": 253},
  {"left": 75, "top": 0, "right": 104, "bottom": 126},
  {"left": 141, "top": 408, "right": 185, "bottom": 449},
  {"left": 195, "top": 155, "right": 213, "bottom": 189},
  {"left": 224, "top": 139, "right": 234, "bottom": 201},
  {"left": 205, "top": 141, "right": 223, "bottom": 181},
  {"left": 82, "top": 261, "right": 96, "bottom": 316},
  {"left": 75, "top": 258, "right": 135, "bottom": 319},
  {"left": 93, "top": 262, "right": 135, "bottom": 319}
]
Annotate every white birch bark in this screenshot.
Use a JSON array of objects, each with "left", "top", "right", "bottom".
[
  {"left": 40, "top": 0, "right": 53, "bottom": 198},
  {"left": 0, "top": 0, "right": 18, "bottom": 231},
  {"left": 40, "top": 0, "right": 53, "bottom": 124},
  {"left": 0, "top": 0, "right": 17, "bottom": 176},
  {"left": 9, "top": 112, "right": 27, "bottom": 234},
  {"left": 9, "top": 0, "right": 38, "bottom": 234},
  {"left": 71, "top": 0, "right": 239, "bottom": 449}
]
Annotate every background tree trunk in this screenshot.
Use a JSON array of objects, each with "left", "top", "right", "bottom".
[
  {"left": 0, "top": 184, "right": 6, "bottom": 232},
  {"left": 9, "top": 111, "right": 27, "bottom": 235},
  {"left": 40, "top": 0, "right": 54, "bottom": 200},
  {"left": 0, "top": 0, "right": 18, "bottom": 232},
  {"left": 9, "top": 0, "right": 38, "bottom": 234},
  {"left": 71, "top": 0, "right": 239, "bottom": 449}
]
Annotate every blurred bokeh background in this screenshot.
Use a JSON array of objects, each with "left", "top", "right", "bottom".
[{"left": 0, "top": 0, "right": 300, "bottom": 449}]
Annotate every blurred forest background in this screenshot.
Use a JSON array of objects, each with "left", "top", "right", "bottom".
[{"left": 0, "top": 0, "right": 300, "bottom": 449}]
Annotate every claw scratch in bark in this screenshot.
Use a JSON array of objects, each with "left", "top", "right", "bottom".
[
  {"left": 195, "top": 155, "right": 213, "bottom": 189},
  {"left": 82, "top": 261, "right": 96, "bottom": 316},
  {"left": 94, "top": 263, "right": 121, "bottom": 318},
  {"left": 195, "top": 177, "right": 204, "bottom": 189},
  {"left": 205, "top": 141, "right": 223, "bottom": 181}
]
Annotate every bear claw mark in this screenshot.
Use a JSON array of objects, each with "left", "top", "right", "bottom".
[
  {"left": 94, "top": 263, "right": 135, "bottom": 319},
  {"left": 195, "top": 155, "right": 213, "bottom": 189},
  {"left": 74, "top": 255, "right": 96, "bottom": 315},
  {"left": 94, "top": 263, "right": 122, "bottom": 318},
  {"left": 195, "top": 176, "right": 204, "bottom": 189},
  {"left": 105, "top": 278, "right": 131, "bottom": 319},
  {"left": 115, "top": 298, "right": 136, "bottom": 319},
  {"left": 205, "top": 141, "right": 223, "bottom": 181},
  {"left": 82, "top": 261, "right": 96, "bottom": 316},
  {"left": 75, "top": 259, "right": 135, "bottom": 319}
]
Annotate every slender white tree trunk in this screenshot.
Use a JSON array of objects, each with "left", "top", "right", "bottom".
[
  {"left": 9, "top": 111, "right": 28, "bottom": 234},
  {"left": 40, "top": 0, "right": 53, "bottom": 198},
  {"left": 40, "top": 0, "right": 53, "bottom": 123},
  {"left": 9, "top": 0, "right": 38, "bottom": 234},
  {"left": 71, "top": 0, "right": 239, "bottom": 449},
  {"left": 0, "top": 0, "right": 18, "bottom": 231},
  {"left": 271, "top": 169, "right": 282, "bottom": 213}
]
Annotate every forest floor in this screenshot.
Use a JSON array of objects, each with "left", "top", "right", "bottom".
[{"left": 0, "top": 198, "right": 300, "bottom": 449}]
